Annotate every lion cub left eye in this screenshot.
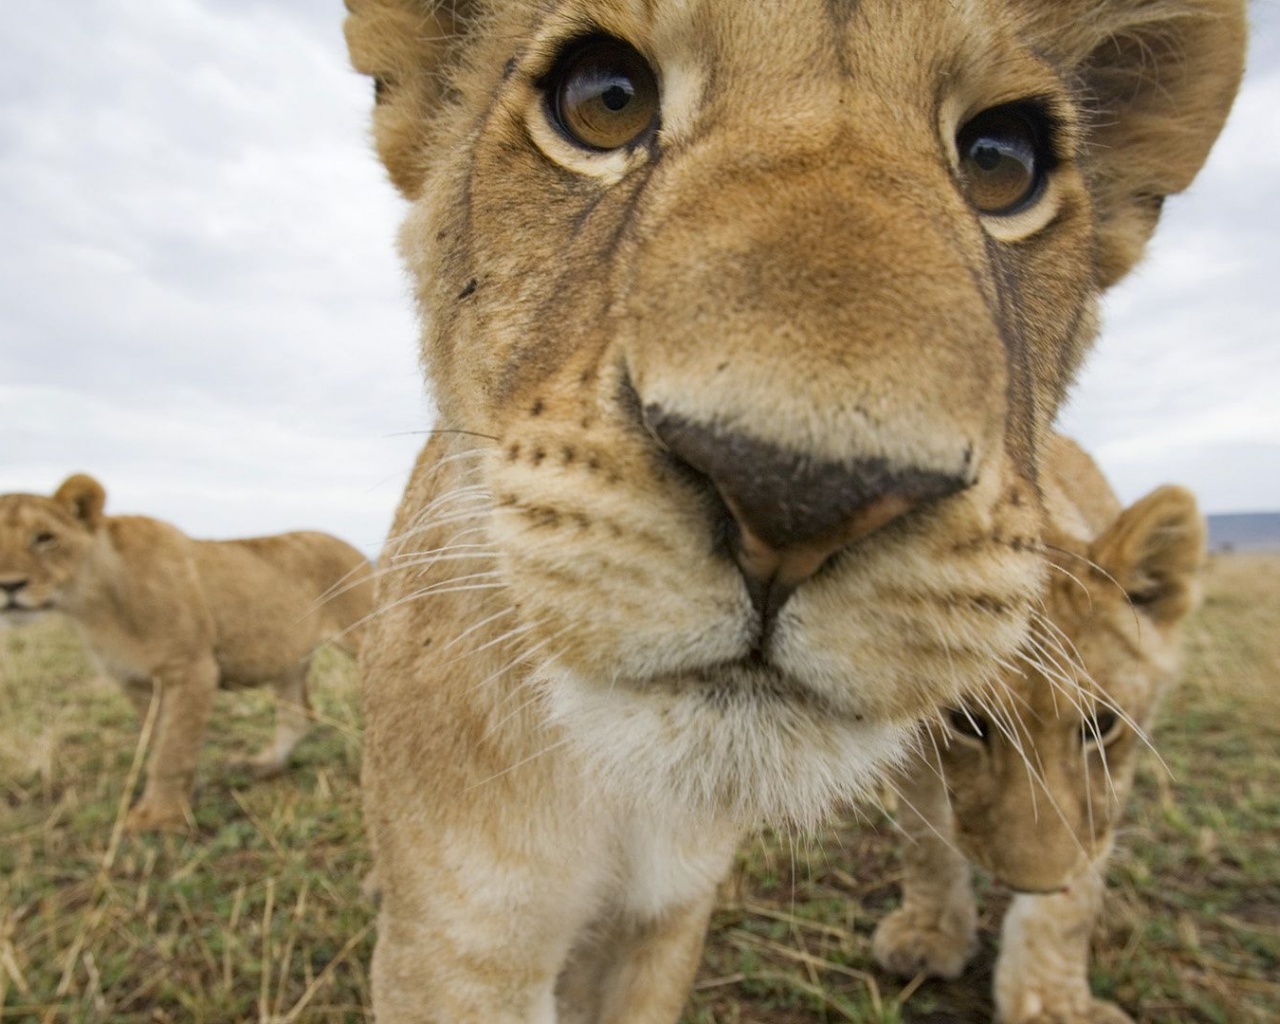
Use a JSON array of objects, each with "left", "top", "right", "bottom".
[
  {"left": 546, "top": 37, "right": 659, "bottom": 151},
  {"left": 1082, "top": 710, "right": 1121, "bottom": 746},
  {"left": 32, "top": 531, "right": 57, "bottom": 551},
  {"left": 956, "top": 105, "right": 1052, "bottom": 216},
  {"left": 946, "top": 707, "right": 990, "bottom": 744}
]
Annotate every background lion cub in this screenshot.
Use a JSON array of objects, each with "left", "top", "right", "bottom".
[
  {"left": 873, "top": 437, "right": 1206, "bottom": 1024},
  {"left": 0, "top": 474, "right": 373, "bottom": 831}
]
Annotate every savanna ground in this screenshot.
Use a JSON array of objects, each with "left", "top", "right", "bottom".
[{"left": 1, "top": 554, "right": 1277, "bottom": 1023}]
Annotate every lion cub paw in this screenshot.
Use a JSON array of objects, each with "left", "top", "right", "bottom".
[
  {"left": 999, "top": 995, "right": 1135, "bottom": 1024},
  {"left": 872, "top": 906, "right": 977, "bottom": 980},
  {"left": 123, "top": 799, "right": 189, "bottom": 833},
  {"left": 228, "top": 747, "right": 294, "bottom": 780}
]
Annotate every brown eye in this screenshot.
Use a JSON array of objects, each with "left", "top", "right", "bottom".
[
  {"left": 957, "top": 106, "right": 1049, "bottom": 216},
  {"left": 32, "top": 531, "right": 57, "bottom": 551},
  {"left": 1083, "top": 710, "right": 1121, "bottom": 746},
  {"left": 1127, "top": 586, "right": 1162, "bottom": 608},
  {"left": 549, "top": 37, "right": 659, "bottom": 151},
  {"left": 946, "top": 707, "right": 990, "bottom": 743}
]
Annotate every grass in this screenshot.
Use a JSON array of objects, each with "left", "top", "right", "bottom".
[{"left": 2, "top": 553, "right": 1278, "bottom": 1022}]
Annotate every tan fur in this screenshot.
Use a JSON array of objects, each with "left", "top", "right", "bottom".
[
  {"left": 0, "top": 475, "right": 373, "bottom": 831},
  {"left": 345, "top": 2, "right": 1243, "bottom": 1019},
  {"left": 873, "top": 437, "right": 1206, "bottom": 1023}
]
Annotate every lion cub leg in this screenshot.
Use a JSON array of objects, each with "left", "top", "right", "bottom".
[
  {"left": 557, "top": 893, "right": 718, "bottom": 1024},
  {"left": 233, "top": 660, "right": 313, "bottom": 778},
  {"left": 994, "top": 856, "right": 1133, "bottom": 1024},
  {"left": 119, "top": 674, "right": 159, "bottom": 723},
  {"left": 125, "top": 655, "right": 220, "bottom": 832},
  {"left": 873, "top": 764, "right": 978, "bottom": 980},
  {"left": 370, "top": 854, "right": 577, "bottom": 1024}
]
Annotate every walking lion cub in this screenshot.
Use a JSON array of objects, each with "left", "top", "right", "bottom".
[
  {"left": 873, "top": 437, "right": 1206, "bottom": 1023},
  {"left": 344, "top": 0, "right": 1242, "bottom": 1019},
  {"left": 0, "top": 474, "right": 373, "bottom": 831}
]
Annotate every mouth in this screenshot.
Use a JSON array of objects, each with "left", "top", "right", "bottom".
[
  {"left": 619, "top": 650, "right": 875, "bottom": 728},
  {"left": 1, "top": 600, "right": 50, "bottom": 615},
  {"left": 708, "top": 657, "right": 867, "bottom": 714},
  {"left": 1005, "top": 883, "right": 1071, "bottom": 897}
]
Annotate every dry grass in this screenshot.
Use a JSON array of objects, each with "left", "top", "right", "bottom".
[
  {"left": 0, "top": 630, "right": 370, "bottom": 1023},
  {"left": 2, "top": 553, "right": 1278, "bottom": 1023}
]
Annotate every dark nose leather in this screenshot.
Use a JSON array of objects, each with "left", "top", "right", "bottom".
[
  {"left": 645, "top": 407, "right": 970, "bottom": 615},
  {"left": 0, "top": 579, "right": 28, "bottom": 595}
]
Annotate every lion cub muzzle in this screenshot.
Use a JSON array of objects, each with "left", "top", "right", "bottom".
[
  {"left": 613, "top": 151, "right": 1001, "bottom": 624},
  {"left": 643, "top": 406, "right": 972, "bottom": 619},
  {"left": 0, "top": 577, "right": 32, "bottom": 608}
]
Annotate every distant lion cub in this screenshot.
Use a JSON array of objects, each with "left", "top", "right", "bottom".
[
  {"left": 873, "top": 438, "right": 1206, "bottom": 1024},
  {"left": 0, "top": 474, "right": 373, "bottom": 831}
]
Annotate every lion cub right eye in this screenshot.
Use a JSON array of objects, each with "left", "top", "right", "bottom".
[
  {"left": 31, "top": 531, "right": 58, "bottom": 551},
  {"left": 956, "top": 104, "right": 1054, "bottom": 217},
  {"left": 545, "top": 37, "right": 659, "bottom": 152}
]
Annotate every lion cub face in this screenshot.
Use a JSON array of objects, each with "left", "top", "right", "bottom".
[
  {"left": 347, "top": 1, "right": 1241, "bottom": 821},
  {"left": 0, "top": 476, "right": 104, "bottom": 624},
  {"left": 938, "top": 487, "right": 1205, "bottom": 892}
]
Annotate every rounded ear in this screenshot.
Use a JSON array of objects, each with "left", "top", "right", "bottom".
[
  {"left": 1027, "top": 0, "right": 1246, "bottom": 287},
  {"left": 344, "top": 0, "right": 483, "bottom": 200},
  {"left": 53, "top": 474, "right": 107, "bottom": 529},
  {"left": 1089, "top": 485, "right": 1206, "bottom": 625}
]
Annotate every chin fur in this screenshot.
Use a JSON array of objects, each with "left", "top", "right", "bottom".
[
  {"left": 0, "top": 608, "right": 51, "bottom": 626},
  {"left": 541, "top": 662, "right": 911, "bottom": 829}
]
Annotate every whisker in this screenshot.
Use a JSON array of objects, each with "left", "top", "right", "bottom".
[
  {"left": 339, "top": 579, "right": 506, "bottom": 643},
  {"left": 387, "top": 537, "right": 493, "bottom": 565},
  {"left": 1044, "top": 543, "right": 1143, "bottom": 631},
  {"left": 465, "top": 736, "right": 575, "bottom": 792},
  {"left": 394, "top": 506, "right": 494, "bottom": 541},
  {"left": 482, "top": 651, "right": 572, "bottom": 740},
  {"left": 1021, "top": 624, "right": 1164, "bottom": 777},
  {"left": 467, "top": 624, "right": 577, "bottom": 695},
  {"left": 445, "top": 618, "right": 545, "bottom": 667},
  {"left": 441, "top": 606, "right": 519, "bottom": 652},
  {"left": 394, "top": 548, "right": 499, "bottom": 572},
  {"left": 385, "top": 427, "right": 500, "bottom": 443},
  {"left": 877, "top": 769, "right": 967, "bottom": 862},
  {"left": 1044, "top": 558, "right": 1095, "bottom": 614}
]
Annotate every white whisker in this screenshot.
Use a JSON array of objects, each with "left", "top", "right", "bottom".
[
  {"left": 467, "top": 624, "right": 577, "bottom": 695},
  {"left": 465, "top": 736, "right": 575, "bottom": 792},
  {"left": 441, "top": 606, "right": 519, "bottom": 652},
  {"left": 446, "top": 618, "right": 545, "bottom": 667}
]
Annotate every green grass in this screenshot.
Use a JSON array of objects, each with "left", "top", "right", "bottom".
[
  {"left": 0, "top": 631, "right": 371, "bottom": 1022},
  {"left": 2, "top": 553, "right": 1278, "bottom": 1022}
]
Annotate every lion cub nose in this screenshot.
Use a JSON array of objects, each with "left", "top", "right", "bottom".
[
  {"left": 0, "top": 578, "right": 29, "bottom": 595},
  {"left": 645, "top": 408, "right": 970, "bottom": 616}
]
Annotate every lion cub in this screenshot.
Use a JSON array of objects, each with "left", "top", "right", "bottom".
[
  {"left": 873, "top": 438, "right": 1206, "bottom": 1024},
  {"left": 343, "top": 0, "right": 1241, "bottom": 1016},
  {"left": 0, "top": 474, "right": 373, "bottom": 831}
]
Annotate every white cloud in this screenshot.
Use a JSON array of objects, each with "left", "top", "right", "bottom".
[
  {"left": 1, "top": 0, "right": 426, "bottom": 544},
  {"left": 1, "top": 0, "right": 1277, "bottom": 560},
  {"left": 2, "top": 384, "right": 412, "bottom": 553},
  {"left": 1058, "top": 9, "right": 1280, "bottom": 512}
]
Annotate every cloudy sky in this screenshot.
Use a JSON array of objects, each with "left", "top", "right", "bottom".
[{"left": 3, "top": 2, "right": 1278, "bottom": 552}]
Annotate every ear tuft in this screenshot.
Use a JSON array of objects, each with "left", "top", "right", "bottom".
[
  {"left": 1029, "top": 0, "right": 1246, "bottom": 287},
  {"left": 344, "top": 0, "right": 483, "bottom": 200},
  {"left": 54, "top": 474, "right": 107, "bottom": 529},
  {"left": 1090, "top": 485, "right": 1206, "bottom": 625}
]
